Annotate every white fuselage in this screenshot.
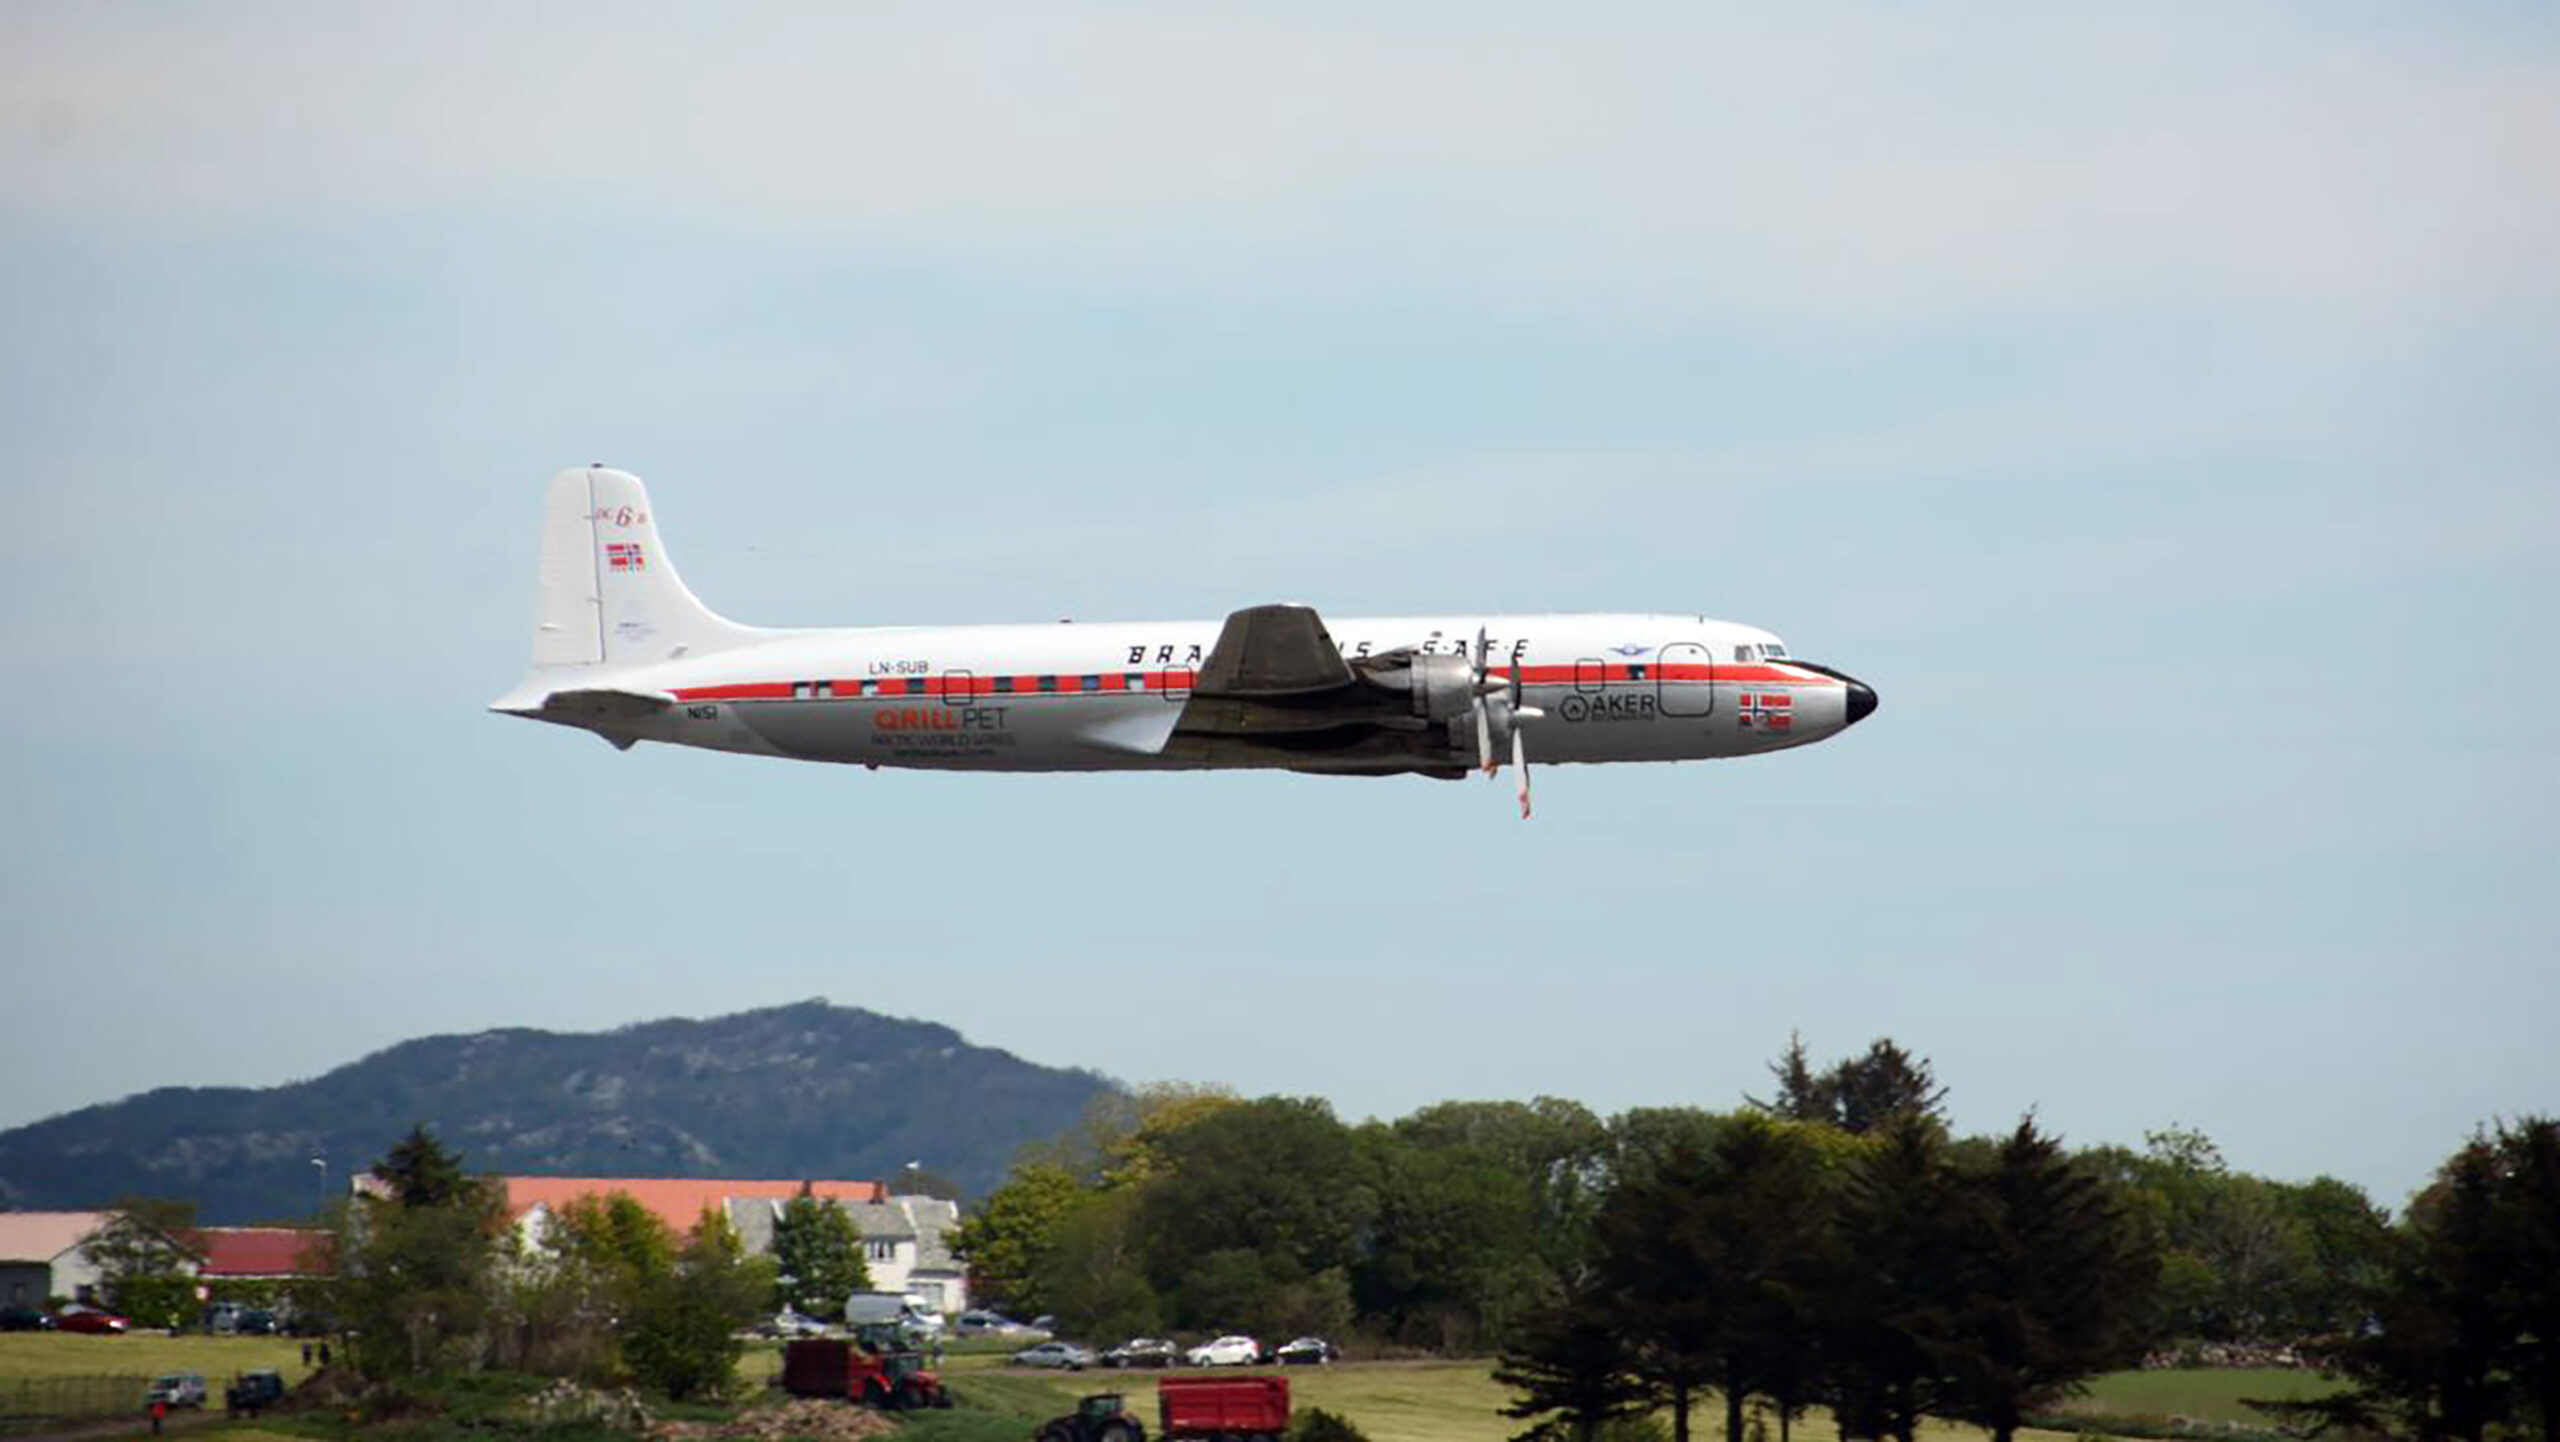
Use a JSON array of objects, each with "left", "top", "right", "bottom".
[
  {"left": 490, "top": 469, "right": 1878, "bottom": 803},
  {"left": 589, "top": 613, "right": 1854, "bottom": 771}
]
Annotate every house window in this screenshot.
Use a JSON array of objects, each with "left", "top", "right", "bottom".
[{"left": 868, "top": 1240, "right": 895, "bottom": 1261}]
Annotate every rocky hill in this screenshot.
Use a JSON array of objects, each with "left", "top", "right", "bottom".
[{"left": 0, "top": 1001, "right": 1112, "bottom": 1223}]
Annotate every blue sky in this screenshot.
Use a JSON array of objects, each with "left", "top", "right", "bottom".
[{"left": 3, "top": 4, "right": 2554, "bottom": 1210}]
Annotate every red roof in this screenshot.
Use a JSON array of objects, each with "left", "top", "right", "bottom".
[
  {"left": 500, "top": 1177, "right": 885, "bottom": 1236},
  {"left": 196, "top": 1228, "right": 330, "bottom": 1278}
]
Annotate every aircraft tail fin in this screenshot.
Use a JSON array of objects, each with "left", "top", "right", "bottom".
[{"left": 523, "top": 466, "right": 763, "bottom": 672}]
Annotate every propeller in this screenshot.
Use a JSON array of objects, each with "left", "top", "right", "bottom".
[{"left": 1470, "top": 628, "right": 1545, "bottom": 817}]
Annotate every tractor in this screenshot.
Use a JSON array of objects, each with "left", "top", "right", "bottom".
[{"left": 1036, "top": 1392, "right": 1146, "bottom": 1442}]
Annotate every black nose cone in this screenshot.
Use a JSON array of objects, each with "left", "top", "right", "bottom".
[{"left": 1845, "top": 677, "right": 1879, "bottom": 727}]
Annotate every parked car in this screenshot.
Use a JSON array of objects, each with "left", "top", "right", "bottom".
[
  {"left": 1100, "top": 1336, "right": 1179, "bottom": 1368},
  {"left": 0, "top": 1305, "right": 54, "bottom": 1331},
  {"left": 144, "top": 1373, "right": 208, "bottom": 1409},
  {"left": 226, "top": 1369, "right": 288, "bottom": 1417},
  {"left": 1183, "top": 1334, "right": 1262, "bottom": 1367},
  {"left": 1013, "top": 1341, "right": 1097, "bottom": 1371},
  {"left": 54, "top": 1307, "right": 129, "bottom": 1335},
  {"left": 1272, "top": 1337, "right": 1338, "bottom": 1366},
  {"left": 955, "top": 1309, "right": 1045, "bottom": 1338},
  {"left": 764, "top": 1310, "right": 830, "bottom": 1338}
]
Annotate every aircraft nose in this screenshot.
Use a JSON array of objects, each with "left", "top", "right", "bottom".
[{"left": 1844, "top": 676, "right": 1879, "bottom": 727}]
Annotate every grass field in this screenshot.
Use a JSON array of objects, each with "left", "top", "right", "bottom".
[
  {"left": 2061, "top": 1368, "right": 2343, "bottom": 1428},
  {"left": 936, "top": 1358, "right": 2097, "bottom": 1442},
  {"left": 3, "top": 1335, "right": 2321, "bottom": 1442},
  {"left": 0, "top": 1332, "right": 316, "bottom": 1384}
]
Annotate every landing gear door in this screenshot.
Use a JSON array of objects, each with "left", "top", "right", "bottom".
[{"left": 1658, "top": 642, "right": 1713, "bottom": 717}]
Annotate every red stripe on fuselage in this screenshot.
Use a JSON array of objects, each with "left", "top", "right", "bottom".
[{"left": 669, "top": 662, "right": 1829, "bottom": 704}]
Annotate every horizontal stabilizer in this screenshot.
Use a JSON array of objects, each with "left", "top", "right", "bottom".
[{"left": 490, "top": 685, "right": 674, "bottom": 722}]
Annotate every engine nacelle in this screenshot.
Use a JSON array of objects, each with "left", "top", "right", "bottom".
[{"left": 1405, "top": 653, "right": 1477, "bottom": 723}]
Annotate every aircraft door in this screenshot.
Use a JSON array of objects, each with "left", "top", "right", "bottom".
[
  {"left": 1658, "top": 642, "right": 1713, "bottom": 717},
  {"left": 941, "top": 669, "right": 976, "bottom": 706}
]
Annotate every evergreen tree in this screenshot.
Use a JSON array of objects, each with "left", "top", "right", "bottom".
[
  {"left": 1593, "top": 1141, "right": 1727, "bottom": 1442},
  {"left": 770, "top": 1192, "right": 872, "bottom": 1319},
  {"left": 1748, "top": 1032, "right": 1835, "bottom": 1125},
  {"left": 1826, "top": 1041, "right": 1948, "bottom": 1136},
  {"left": 374, "top": 1124, "right": 474, "bottom": 1208},
  {"left": 340, "top": 1127, "right": 507, "bottom": 1378},
  {"left": 1822, "top": 1121, "right": 1968, "bottom": 1442},
  {"left": 1937, "top": 1118, "right": 2155, "bottom": 1442},
  {"left": 2280, "top": 1137, "right": 2518, "bottom": 1442},
  {"left": 1497, "top": 1278, "right": 1653, "bottom": 1442},
  {"left": 2495, "top": 1118, "right": 2560, "bottom": 1442}
]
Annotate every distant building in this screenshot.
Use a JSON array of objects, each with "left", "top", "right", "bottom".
[
  {"left": 494, "top": 1176, "right": 886, "bottom": 1243},
  {"left": 728, "top": 1194, "right": 969, "bottom": 1314},
  {"left": 195, "top": 1227, "right": 330, "bottom": 1280},
  {"left": 0, "top": 1211, "right": 108, "bottom": 1307}
]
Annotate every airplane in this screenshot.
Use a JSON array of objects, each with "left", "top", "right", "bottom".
[{"left": 491, "top": 466, "right": 1877, "bottom": 817}]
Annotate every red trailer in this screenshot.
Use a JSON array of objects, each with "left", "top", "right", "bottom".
[
  {"left": 780, "top": 1338, "right": 951, "bottom": 1409},
  {"left": 1158, "top": 1375, "right": 1290, "bottom": 1442}
]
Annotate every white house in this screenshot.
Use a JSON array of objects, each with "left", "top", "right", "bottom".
[
  {"left": 726, "top": 1194, "right": 969, "bottom": 1315},
  {"left": 0, "top": 1211, "right": 109, "bottom": 1308}
]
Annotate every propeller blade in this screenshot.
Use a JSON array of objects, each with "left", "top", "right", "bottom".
[
  {"left": 1475, "top": 698, "right": 1496, "bottom": 776},
  {"left": 1514, "top": 725, "right": 1533, "bottom": 819}
]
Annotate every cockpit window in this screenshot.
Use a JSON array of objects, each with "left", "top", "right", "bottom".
[
  {"left": 1735, "top": 645, "right": 1754, "bottom": 662},
  {"left": 1762, "top": 643, "right": 1786, "bottom": 658}
]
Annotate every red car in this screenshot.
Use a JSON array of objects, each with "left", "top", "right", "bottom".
[{"left": 54, "top": 1308, "right": 129, "bottom": 1335}]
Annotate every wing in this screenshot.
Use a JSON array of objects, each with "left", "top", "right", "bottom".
[
  {"left": 1151, "top": 604, "right": 1467, "bottom": 777},
  {"left": 1194, "top": 603, "right": 1356, "bottom": 695}
]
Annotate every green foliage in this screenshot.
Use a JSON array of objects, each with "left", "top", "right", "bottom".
[
  {"left": 1291, "top": 1406, "right": 1374, "bottom": 1442},
  {"left": 375, "top": 1124, "right": 476, "bottom": 1208},
  {"left": 85, "top": 1197, "right": 202, "bottom": 1316},
  {"left": 104, "top": 1273, "right": 196, "bottom": 1328},
  {"left": 338, "top": 1128, "right": 510, "bottom": 1380},
  {"left": 951, "top": 1161, "right": 1087, "bottom": 1317},
  {"left": 1354, "top": 1133, "right": 1543, "bottom": 1350},
  {"left": 624, "top": 1207, "right": 770, "bottom": 1402},
  {"left": 1934, "top": 1117, "right": 2158, "bottom": 1442},
  {"left": 2272, "top": 1117, "right": 2560, "bottom": 1442},
  {"left": 1748, "top": 1033, "right": 1948, "bottom": 1136},
  {"left": 1137, "top": 1097, "right": 1374, "bottom": 1334},
  {"left": 1495, "top": 1278, "right": 1653, "bottom": 1442},
  {"left": 768, "top": 1192, "right": 872, "bottom": 1319}
]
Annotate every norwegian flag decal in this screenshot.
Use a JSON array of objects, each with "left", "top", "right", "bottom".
[
  {"left": 606, "top": 542, "right": 647, "bottom": 572},
  {"left": 1737, "top": 691, "right": 1794, "bottom": 731}
]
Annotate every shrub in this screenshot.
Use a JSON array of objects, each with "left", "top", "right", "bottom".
[{"left": 1292, "top": 1407, "right": 1372, "bottom": 1442}]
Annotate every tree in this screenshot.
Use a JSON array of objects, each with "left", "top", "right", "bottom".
[
  {"left": 1497, "top": 1278, "right": 1653, "bottom": 1442},
  {"left": 1748, "top": 1032, "right": 1834, "bottom": 1125},
  {"left": 1936, "top": 1118, "right": 2156, "bottom": 1442},
  {"left": 1356, "top": 1130, "right": 1543, "bottom": 1350},
  {"left": 339, "top": 1127, "right": 508, "bottom": 1378},
  {"left": 1395, "top": 1098, "right": 1610, "bottom": 1284},
  {"left": 1037, "top": 1187, "right": 1163, "bottom": 1341},
  {"left": 2271, "top": 1123, "right": 2556, "bottom": 1442},
  {"left": 949, "top": 1161, "right": 1086, "bottom": 1317},
  {"left": 1747, "top": 1036, "right": 1947, "bottom": 1135},
  {"left": 374, "top": 1124, "right": 474, "bottom": 1207},
  {"left": 625, "top": 1207, "right": 771, "bottom": 1402},
  {"left": 1822, "top": 1120, "right": 1969, "bottom": 1442},
  {"left": 770, "top": 1192, "right": 872, "bottom": 1319},
  {"left": 1591, "top": 1140, "right": 1725, "bottom": 1442},
  {"left": 84, "top": 1197, "right": 203, "bottom": 1320},
  {"left": 1137, "top": 1097, "right": 1374, "bottom": 1333},
  {"left": 2495, "top": 1118, "right": 2560, "bottom": 1442}
]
